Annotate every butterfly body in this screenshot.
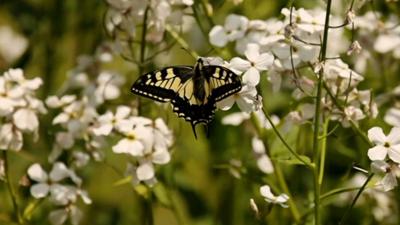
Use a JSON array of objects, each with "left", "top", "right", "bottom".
[{"left": 131, "top": 58, "right": 242, "bottom": 137}]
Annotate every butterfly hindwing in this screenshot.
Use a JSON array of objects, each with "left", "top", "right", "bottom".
[{"left": 131, "top": 66, "right": 193, "bottom": 102}]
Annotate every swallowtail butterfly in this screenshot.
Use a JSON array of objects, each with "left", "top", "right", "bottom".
[{"left": 131, "top": 58, "right": 242, "bottom": 138}]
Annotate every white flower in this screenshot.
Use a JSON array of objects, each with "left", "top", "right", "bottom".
[
  {"left": 374, "top": 34, "right": 400, "bottom": 57},
  {"left": 252, "top": 137, "right": 274, "bottom": 174},
  {"left": 253, "top": 110, "right": 280, "bottom": 129},
  {"left": 13, "top": 108, "right": 39, "bottom": 132},
  {"left": 27, "top": 162, "right": 81, "bottom": 199},
  {"left": 46, "top": 95, "right": 76, "bottom": 108},
  {"left": 209, "top": 14, "right": 249, "bottom": 47},
  {"left": 125, "top": 163, "right": 157, "bottom": 187},
  {"left": 152, "top": 118, "right": 173, "bottom": 152},
  {"left": 384, "top": 108, "right": 400, "bottom": 127},
  {"left": 56, "top": 132, "right": 75, "bottom": 149},
  {"left": 260, "top": 185, "right": 289, "bottom": 208},
  {"left": 217, "top": 84, "right": 261, "bottom": 113},
  {"left": 92, "top": 106, "right": 131, "bottom": 136},
  {"left": 221, "top": 112, "right": 251, "bottom": 126},
  {"left": 367, "top": 127, "right": 400, "bottom": 163},
  {"left": 112, "top": 125, "right": 153, "bottom": 156},
  {"left": 371, "top": 160, "right": 400, "bottom": 192},
  {"left": 49, "top": 205, "right": 83, "bottom": 225},
  {"left": 229, "top": 44, "right": 274, "bottom": 86},
  {"left": 0, "top": 123, "right": 23, "bottom": 151},
  {"left": 94, "top": 71, "right": 124, "bottom": 104}
]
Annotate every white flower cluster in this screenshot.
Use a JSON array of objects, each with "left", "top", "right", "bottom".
[
  {"left": 367, "top": 126, "right": 400, "bottom": 191},
  {"left": 209, "top": 8, "right": 378, "bottom": 130},
  {"left": 27, "top": 162, "right": 91, "bottom": 225},
  {"left": 105, "top": 0, "right": 193, "bottom": 52},
  {"left": 45, "top": 45, "right": 123, "bottom": 164},
  {"left": 95, "top": 108, "right": 173, "bottom": 186},
  {"left": 0, "top": 69, "right": 46, "bottom": 151}
]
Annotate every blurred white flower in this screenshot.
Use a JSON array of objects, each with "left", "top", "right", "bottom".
[
  {"left": 260, "top": 185, "right": 289, "bottom": 208},
  {"left": 94, "top": 71, "right": 124, "bottom": 104},
  {"left": 27, "top": 163, "right": 81, "bottom": 199},
  {"left": 0, "top": 26, "right": 28, "bottom": 64},
  {"left": 252, "top": 137, "right": 274, "bottom": 174},
  {"left": 46, "top": 95, "right": 77, "bottom": 108},
  {"left": 384, "top": 108, "right": 400, "bottom": 127},
  {"left": 367, "top": 127, "right": 400, "bottom": 163},
  {"left": 209, "top": 14, "right": 249, "bottom": 47},
  {"left": 229, "top": 43, "right": 274, "bottom": 86},
  {"left": 374, "top": 34, "right": 400, "bottom": 58},
  {"left": 221, "top": 112, "right": 250, "bottom": 126},
  {"left": 0, "top": 123, "right": 23, "bottom": 151},
  {"left": 49, "top": 205, "right": 82, "bottom": 225},
  {"left": 371, "top": 160, "right": 400, "bottom": 191},
  {"left": 92, "top": 106, "right": 132, "bottom": 136}
]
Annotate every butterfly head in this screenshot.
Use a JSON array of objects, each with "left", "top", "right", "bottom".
[{"left": 195, "top": 58, "right": 205, "bottom": 71}]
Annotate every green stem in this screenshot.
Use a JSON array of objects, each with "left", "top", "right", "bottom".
[
  {"left": 165, "top": 25, "right": 199, "bottom": 59},
  {"left": 318, "top": 119, "right": 329, "bottom": 185},
  {"left": 2, "top": 151, "right": 22, "bottom": 224},
  {"left": 312, "top": 1, "right": 332, "bottom": 224},
  {"left": 260, "top": 109, "right": 314, "bottom": 169},
  {"left": 140, "top": 196, "right": 154, "bottom": 225},
  {"left": 275, "top": 164, "right": 301, "bottom": 223},
  {"left": 199, "top": 0, "right": 214, "bottom": 27}
]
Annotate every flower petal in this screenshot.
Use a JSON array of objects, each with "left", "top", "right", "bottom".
[
  {"left": 244, "top": 43, "right": 260, "bottom": 62},
  {"left": 367, "top": 146, "right": 388, "bottom": 161},
  {"left": 243, "top": 67, "right": 260, "bottom": 86},
  {"left": 257, "top": 155, "right": 274, "bottom": 174},
  {"left": 260, "top": 185, "right": 275, "bottom": 199},
  {"left": 27, "top": 163, "right": 48, "bottom": 182},
  {"left": 209, "top": 26, "right": 228, "bottom": 47},
  {"left": 367, "top": 127, "right": 387, "bottom": 145},
  {"left": 50, "top": 162, "right": 71, "bottom": 182},
  {"left": 136, "top": 162, "right": 155, "bottom": 181},
  {"left": 388, "top": 145, "right": 400, "bottom": 163},
  {"left": 30, "top": 183, "right": 50, "bottom": 198},
  {"left": 387, "top": 127, "right": 400, "bottom": 145},
  {"left": 49, "top": 209, "right": 68, "bottom": 225}
]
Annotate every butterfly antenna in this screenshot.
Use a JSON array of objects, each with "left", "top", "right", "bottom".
[{"left": 191, "top": 123, "right": 198, "bottom": 139}]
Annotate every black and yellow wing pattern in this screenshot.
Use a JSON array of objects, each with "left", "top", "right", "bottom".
[{"left": 131, "top": 59, "right": 242, "bottom": 137}]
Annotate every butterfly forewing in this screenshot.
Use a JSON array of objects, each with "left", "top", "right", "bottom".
[
  {"left": 203, "top": 65, "right": 242, "bottom": 102},
  {"left": 131, "top": 66, "right": 193, "bottom": 102}
]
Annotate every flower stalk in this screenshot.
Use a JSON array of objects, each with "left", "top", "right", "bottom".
[{"left": 312, "top": 0, "right": 332, "bottom": 224}]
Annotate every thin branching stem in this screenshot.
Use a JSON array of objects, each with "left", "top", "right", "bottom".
[
  {"left": 312, "top": 0, "right": 332, "bottom": 224},
  {"left": 260, "top": 108, "right": 314, "bottom": 169},
  {"left": 338, "top": 173, "right": 374, "bottom": 225},
  {"left": 275, "top": 164, "right": 301, "bottom": 223}
]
